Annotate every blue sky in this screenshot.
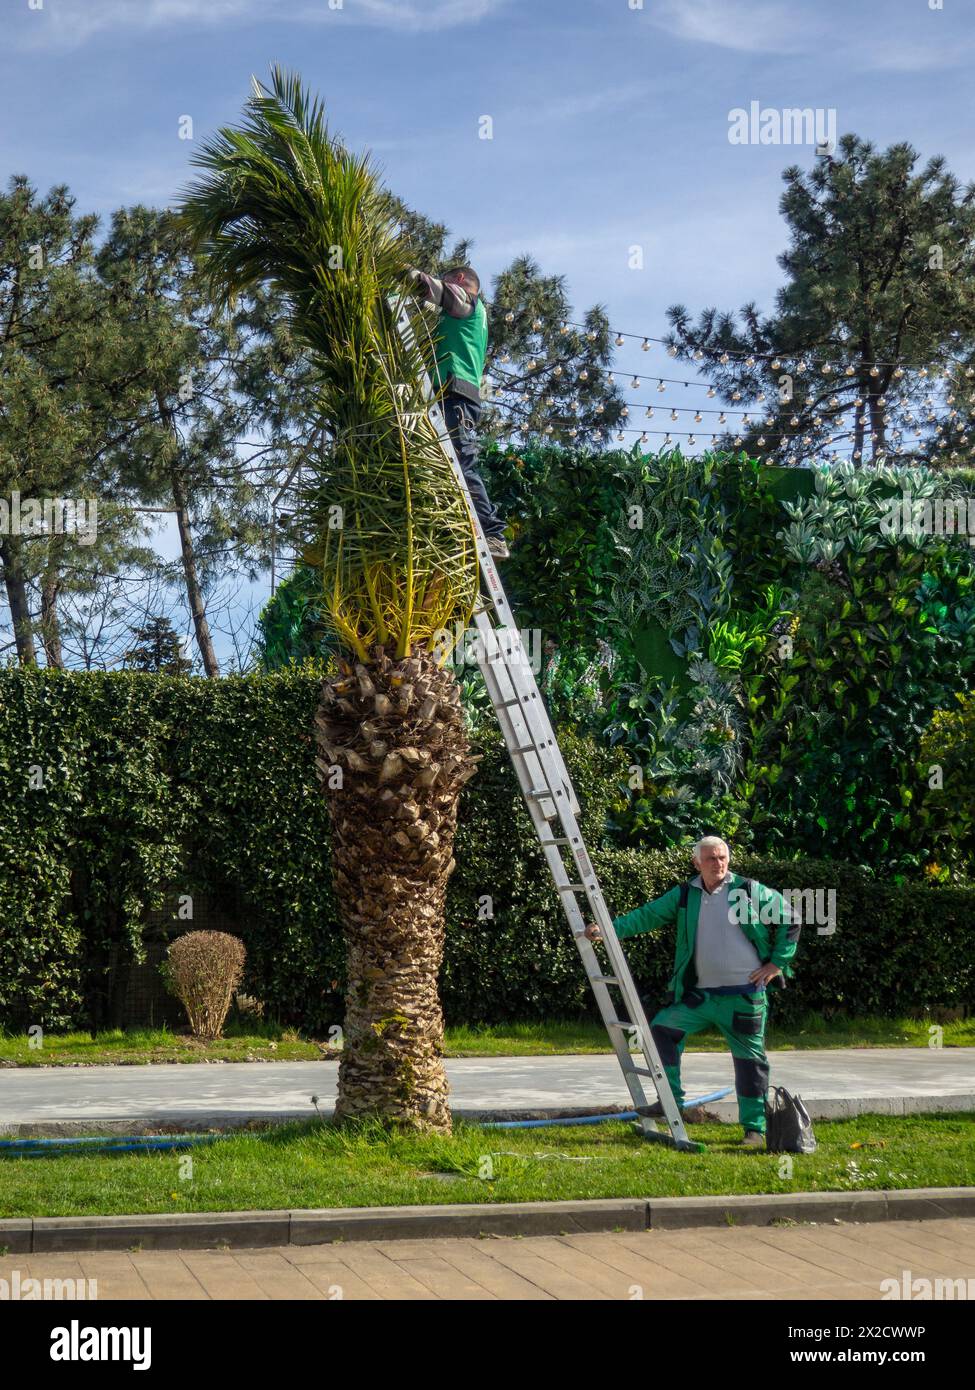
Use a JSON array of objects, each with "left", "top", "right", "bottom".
[{"left": 3, "top": 0, "right": 973, "bottom": 664}]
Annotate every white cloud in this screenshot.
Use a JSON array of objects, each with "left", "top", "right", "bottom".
[
  {"left": 648, "top": 0, "right": 811, "bottom": 55},
  {"left": 10, "top": 0, "right": 508, "bottom": 50}
]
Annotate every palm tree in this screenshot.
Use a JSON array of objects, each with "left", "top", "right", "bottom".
[{"left": 179, "top": 68, "right": 480, "bottom": 1132}]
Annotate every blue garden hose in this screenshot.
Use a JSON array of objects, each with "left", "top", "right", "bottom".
[
  {"left": 481, "top": 1086, "right": 733, "bottom": 1129},
  {"left": 0, "top": 1134, "right": 222, "bottom": 1156}
]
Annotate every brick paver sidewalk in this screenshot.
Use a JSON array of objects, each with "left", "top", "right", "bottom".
[{"left": 4, "top": 1217, "right": 974, "bottom": 1300}]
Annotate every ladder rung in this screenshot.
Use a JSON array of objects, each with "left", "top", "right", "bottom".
[
  {"left": 593, "top": 977, "right": 622, "bottom": 987},
  {"left": 526, "top": 788, "right": 557, "bottom": 800},
  {"left": 626, "top": 1066, "right": 661, "bottom": 1079},
  {"left": 556, "top": 882, "right": 585, "bottom": 894},
  {"left": 509, "top": 743, "right": 537, "bottom": 755},
  {"left": 540, "top": 837, "right": 572, "bottom": 846}
]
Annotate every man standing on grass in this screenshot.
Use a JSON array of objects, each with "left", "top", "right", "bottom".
[
  {"left": 585, "top": 836, "right": 799, "bottom": 1149},
  {"left": 409, "top": 265, "right": 509, "bottom": 559}
]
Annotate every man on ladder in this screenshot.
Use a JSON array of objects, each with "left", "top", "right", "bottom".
[
  {"left": 586, "top": 836, "right": 800, "bottom": 1148},
  {"left": 395, "top": 288, "right": 698, "bottom": 1151},
  {"left": 409, "top": 265, "right": 510, "bottom": 559}
]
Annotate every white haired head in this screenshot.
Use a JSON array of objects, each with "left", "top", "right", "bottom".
[{"left": 692, "top": 835, "right": 730, "bottom": 864}]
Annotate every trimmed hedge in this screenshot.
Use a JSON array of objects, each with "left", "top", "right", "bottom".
[{"left": 0, "top": 669, "right": 972, "bottom": 1032}]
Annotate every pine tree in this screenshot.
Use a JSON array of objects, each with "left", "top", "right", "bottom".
[
  {"left": 666, "top": 136, "right": 975, "bottom": 468},
  {"left": 123, "top": 616, "right": 193, "bottom": 673}
]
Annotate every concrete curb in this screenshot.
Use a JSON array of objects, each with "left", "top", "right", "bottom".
[
  {"left": 2, "top": 1188, "right": 972, "bottom": 1255},
  {"left": 3, "top": 1093, "right": 974, "bottom": 1137}
]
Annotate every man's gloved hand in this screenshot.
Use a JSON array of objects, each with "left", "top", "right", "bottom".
[{"left": 583, "top": 921, "right": 603, "bottom": 942}]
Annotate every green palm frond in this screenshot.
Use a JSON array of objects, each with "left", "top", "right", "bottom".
[{"left": 178, "top": 66, "right": 478, "bottom": 661}]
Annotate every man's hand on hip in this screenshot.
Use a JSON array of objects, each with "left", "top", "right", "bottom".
[{"left": 748, "top": 962, "right": 781, "bottom": 986}]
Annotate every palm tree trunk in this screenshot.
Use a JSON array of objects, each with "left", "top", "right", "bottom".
[{"left": 316, "top": 646, "right": 477, "bottom": 1133}]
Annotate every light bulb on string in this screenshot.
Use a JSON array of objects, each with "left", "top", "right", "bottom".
[
  {"left": 615, "top": 333, "right": 625, "bottom": 347},
  {"left": 670, "top": 409, "right": 679, "bottom": 421},
  {"left": 706, "top": 386, "right": 716, "bottom": 398},
  {"left": 631, "top": 376, "right": 641, "bottom": 389},
  {"left": 657, "top": 380, "right": 666, "bottom": 392},
  {"left": 641, "top": 337, "right": 650, "bottom": 351}
]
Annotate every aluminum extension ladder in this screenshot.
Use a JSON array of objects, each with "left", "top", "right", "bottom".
[{"left": 393, "top": 296, "right": 700, "bottom": 1153}]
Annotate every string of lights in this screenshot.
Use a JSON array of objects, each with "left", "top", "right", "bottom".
[
  {"left": 487, "top": 354, "right": 970, "bottom": 414},
  {"left": 487, "top": 379, "right": 967, "bottom": 425},
  {"left": 486, "top": 382, "right": 967, "bottom": 466},
  {"left": 542, "top": 318, "right": 975, "bottom": 377}
]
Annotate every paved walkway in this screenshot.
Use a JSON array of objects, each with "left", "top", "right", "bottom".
[
  {"left": 2, "top": 1049, "right": 973, "bottom": 1131},
  {"left": 5, "top": 1218, "right": 974, "bottom": 1300}
]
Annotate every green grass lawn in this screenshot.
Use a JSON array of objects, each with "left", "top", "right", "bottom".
[
  {"left": 0, "top": 1114, "right": 971, "bottom": 1221},
  {"left": 2, "top": 1014, "right": 972, "bottom": 1066}
]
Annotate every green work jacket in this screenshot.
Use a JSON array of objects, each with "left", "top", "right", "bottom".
[{"left": 612, "top": 873, "right": 799, "bottom": 1001}]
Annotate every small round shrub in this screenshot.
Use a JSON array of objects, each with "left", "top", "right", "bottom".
[{"left": 163, "top": 931, "right": 246, "bottom": 1040}]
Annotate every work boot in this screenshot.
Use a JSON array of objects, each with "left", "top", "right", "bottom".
[
  {"left": 487, "top": 536, "right": 510, "bottom": 559},
  {"left": 635, "top": 1101, "right": 705, "bottom": 1123},
  {"left": 741, "top": 1129, "right": 766, "bottom": 1149}
]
